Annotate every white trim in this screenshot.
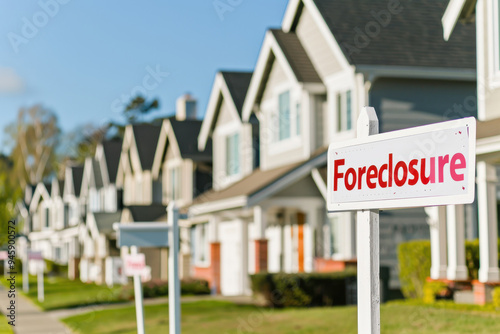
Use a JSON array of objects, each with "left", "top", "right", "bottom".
[
  {"left": 356, "top": 65, "right": 476, "bottom": 82},
  {"left": 198, "top": 72, "right": 244, "bottom": 151},
  {"left": 311, "top": 168, "right": 327, "bottom": 200},
  {"left": 477, "top": 0, "right": 487, "bottom": 120},
  {"left": 487, "top": 0, "right": 500, "bottom": 88},
  {"left": 477, "top": 135, "right": 500, "bottom": 155},
  {"left": 281, "top": 0, "right": 351, "bottom": 70},
  {"left": 189, "top": 196, "right": 248, "bottom": 216},
  {"left": 442, "top": 0, "right": 468, "bottom": 41},
  {"left": 242, "top": 31, "right": 301, "bottom": 122}
]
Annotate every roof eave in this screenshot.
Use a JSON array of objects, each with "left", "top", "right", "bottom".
[{"left": 442, "top": 0, "right": 475, "bottom": 41}]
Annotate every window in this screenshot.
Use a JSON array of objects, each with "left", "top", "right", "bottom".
[
  {"left": 296, "top": 103, "right": 301, "bottom": 136},
  {"left": 191, "top": 223, "right": 209, "bottom": 265},
  {"left": 63, "top": 203, "right": 69, "bottom": 228},
  {"left": 278, "top": 91, "right": 291, "bottom": 141},
  {"left": 43, "top": 207, "right": 50, "bottom": 229},
  {"left": 329, "top": 216, "right": 340, "bottom": 257},
  {"left": 336, "top": 90, "right": 352, "bottom": 132},
  {"left": 225, "top": 132, "right": 240, "bottom": 176},
  {"left": 169, "top": 166, "right": 181, "bottom": 200}
]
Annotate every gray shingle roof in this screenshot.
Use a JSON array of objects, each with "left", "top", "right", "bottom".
[
  {"left": 93, "top": 211, "right": 122, "bottom": 234},
  {"left": 169, "top": 119, "right": 212, "bottom": 161},
  {"left": 102, "top": 139, "right": 122, "bottom": 183},
  {"left": 312, "top": 0, "right": 476, "bottom": 69},
  {"left": 132, "top": 124, "right": 162, "bottom": 171},
  {"left": 270, "top": 29, "right": 322, "bottom": 83},
  {"left": 221, "top": 71, "right": 253, "bottom": 115},
  {"left": 71, "top": 166, "right": 84, "bottom": 197}
]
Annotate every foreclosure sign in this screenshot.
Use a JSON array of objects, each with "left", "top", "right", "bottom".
[{"left": 327, "top": 117, "right": 476, "bottom": 212}]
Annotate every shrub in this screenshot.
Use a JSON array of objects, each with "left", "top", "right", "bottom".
[
  {"left": 250, "top": 270, "right": 357, "bottom": 307},
  {"left": 493, "top": 287, "right": 500, "bottom": 308},
  {"left": 398, "top": 240, "right": 431, "bottom": 299},
  {"left": 120, "top": 278, "right": 210, "bottom": 299},
  {"left": 44, "top": 259, "right": 68, "bottom": 277},
  {"left": 465, "top": 239, "right": 480, "bottom": 280},
  {"left": 423, "top": 281, "right": 449, "bottom": 304}
]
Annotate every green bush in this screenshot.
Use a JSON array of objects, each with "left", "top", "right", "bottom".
[
  {"left": 250, "top": 270, "right": 357, "bottom": 307},
  {"left": 423, "top": 281, "right": 449, "bottom": 304},
  {"left": 493, "top": 287, "right": 500, "bottom": 308},
  {"left": 120, "top": 278, "right": 210, "bottom": 299},
  {"left": 44, "top": 259, "right": 68, "bottom": 277},
  {"left": 398, "top": 240, "right": 431, "bottom": 299}
]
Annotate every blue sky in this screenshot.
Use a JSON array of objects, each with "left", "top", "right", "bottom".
[{"left": 0, "top": 0, "right": 289, "bottom": 149}]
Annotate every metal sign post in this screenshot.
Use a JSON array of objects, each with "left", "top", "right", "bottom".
[
  {"left": 28, "top": 251, "right": 44, "bottom": 302},
  {"left": 356, "top": 107, "right": 380, "bottom": 334},
  {"left": 168, "top": 203, "right": 181, "bottom": 334},
  {"left": 327, "top": 107, "right": 476, "bottom": 334},
  {"left": 23, "top": 249, "right": 29, "bottom": 293},
  {"left": 130, "top": 247, "right": 145, "bottom": 334}
]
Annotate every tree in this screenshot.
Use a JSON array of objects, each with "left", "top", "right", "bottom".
[
  {"left": 123, "top": 95, "right": 159, "bottom": 124},
  {"left": 58, "top": 123, "right": 108, "bottom": 165},
  {"left": 5, "top": 105, "right": 60, "bottom": 188},
  {"left": 0, "top": 155, "right": 21, "bottom": 246}
]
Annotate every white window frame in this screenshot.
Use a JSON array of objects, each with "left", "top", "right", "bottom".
[
  {"left": 225, "top": 131, "right": 241, "bottom": 178},
  {"left": 166, "top": 159, "right": 182, "bottom": 202},
  {"left": 336, "top": 89, "right": 353, "bottom": 133},
  {"left": 193, "top": 223, "right": 210, "bottom": 267},
  {"left": 267, "top": 85, "right": 302, "bottom": 155},
  {"left": 488, "top": 0, "right": 500, "bottom": 87},
  {"left": 215, "top": 121, "right": 243, "bottom": 186}
]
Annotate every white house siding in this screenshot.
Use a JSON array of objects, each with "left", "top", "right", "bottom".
[
  {"left": 260, "top": 60, "right": 307, "bottom": 170},
  {"left": 478, "top": 0, "right": 500, "bottom": 120},
  {"left": 266, "top": 225, "right": 283, "bottom": 273},
  {"left": 295, "top": 6, "right": 343, "bottom": 79}
]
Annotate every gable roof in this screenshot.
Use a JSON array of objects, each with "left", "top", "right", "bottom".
[
  {"left": 310, "top": 0, "right": 475, "bottom": 69},
  {"left": 92, "top": 211, "right": 122, "bottom": 235},
  {"left": 221, "top": 71, "right": 253, "bottom": 114},
  {"left": 242, "top": 28, "right": 324, "bottom": 121},
  {"left": 132, "top": 124, "right": 162, "bottom": 170},
  {"left": 71, "top": 166, "right": 84, "bottom": 197},
  {"left": 170, "top": 119, "right": 212, "bottom": 161},
  {"left": 102, "top": 139, "right": 122, "bottom": 184},
  {"left": 270, "top": 29, "right": 322, "bottom": 83},
  {"left": 188, "top": 147, "right": 327, "bottom": 216},
  {"left": 126, "top": 204, "right": 167, "bottom": 222}
]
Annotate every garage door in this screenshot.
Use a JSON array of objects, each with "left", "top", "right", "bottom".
[{"left": 219, "top": 220, "right": 247, "bottom": 296}]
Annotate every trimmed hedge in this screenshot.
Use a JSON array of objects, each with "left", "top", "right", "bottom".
[
  {"left": 423, "top": 280, "right": 450, "bottom": 304},
  {"left": 493, "top": 287, "right": 500, "bottom": 308},
  {"left": 399, "top": 238, "right": 500, "bottom": 299},
  {"left": 398, "top": 240, "right": 431, "bottom": 299},
  {"left": 120, "top": 278, "right": 210, "bottom": 299},
  {"left": 250, "top": 270, "right": 357, "bottom": 307}
]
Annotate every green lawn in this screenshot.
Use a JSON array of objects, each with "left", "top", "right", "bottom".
[
  {"left": 0, "top": 275, "right": 125, "bottom": 311},
  {"left": 0, "top": 313, "right": 14, "bottom": 334},
  {"left": 62, "top": 300, "right": 500, "bottom": 334}
]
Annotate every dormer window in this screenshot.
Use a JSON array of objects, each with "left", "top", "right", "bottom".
[
  {"left": 168, "top": 166, "right": 181, "bottom": 201},
  {"left": 336, "top": 90, "right": 352, "bottom": 132},
  {"left": 226, "top": 132, "right": 240, "bottom": 176},
  {"left": 278, "top": 90, "right": 291, "bottom": 141}
]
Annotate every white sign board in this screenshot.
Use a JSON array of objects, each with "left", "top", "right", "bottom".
[
  {"left": 327, "top": 117, "right": 476, "bottom": 212},
  {"left": 0, "top": 251, "right": 8, "bottom": 260},
  {"left": 28, "top": 251, "right": 43, "bottom": 261},
  {"left": 124, "top": 253, "right": 146, "bottom": 277}
]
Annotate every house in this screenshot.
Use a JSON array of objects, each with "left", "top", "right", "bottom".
[
  {"left": 115, "top": 122, "right": 167, "bottom": 280},
  {"left": 79, "top": 139, "right": 126, "bottom": 285},
  {"left": 188, "top": 0, "right": 477, "bottom": 295},
  {"left": 27, "top": 164, "right": 84, "bottom": 278},
  {"left": 151, "top": 95, "right": 213, "bottom": 278},
  {"left": 438, "top": 0, "right": 500, "bottom": 304}
]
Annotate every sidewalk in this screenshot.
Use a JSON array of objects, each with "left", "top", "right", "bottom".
[{"left": 0, "top": 284, "right": 72, "bottom": 334}]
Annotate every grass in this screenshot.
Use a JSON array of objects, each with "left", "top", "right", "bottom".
[
  {"left": 0, "top": 313, "right": 14, "bottom": 334},
  {"left": 62, "top": 300, "right": 500, "bottom": 334},
  {"left": 0, "top": 275, "right": 125, "bottom": 311}
]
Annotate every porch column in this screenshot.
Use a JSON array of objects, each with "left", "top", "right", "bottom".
[
  {"left": 477, "top": 161, "right": 500, "bottom": 282},
  {"left": 446, "top": 205, "right": 468, "bottom": 280},
  {"left": 253, "top": 206, "right": 268, "bottom": 273},
  {"left": 425, "top": 206, "right": 447, "bottom": 280},
  {"left": 208, "top": 215, "right": 221, "bottom": 293},
  {"left": 344, "top": 212, "right": 356, "bottom": 260},
  {"left": 304, "top": 207, "right": 320, "bottom": 273}
]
